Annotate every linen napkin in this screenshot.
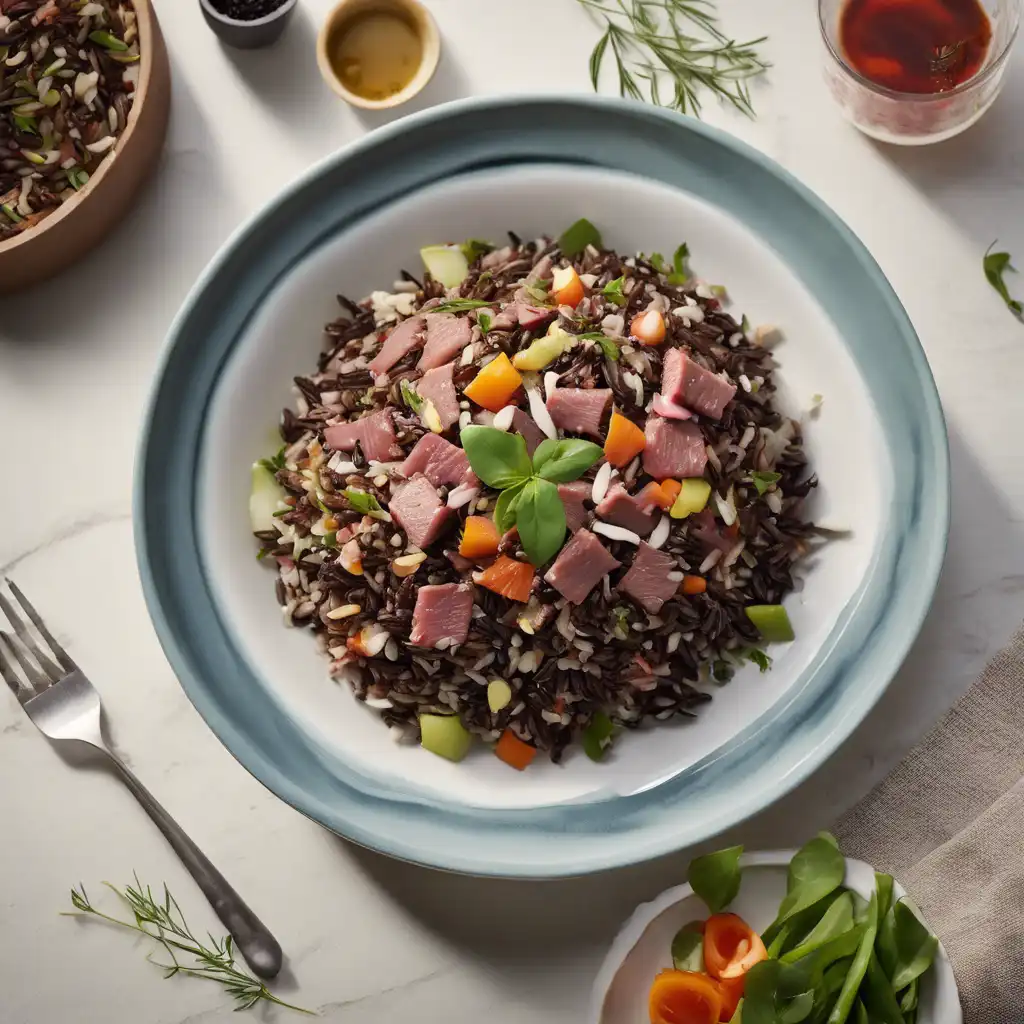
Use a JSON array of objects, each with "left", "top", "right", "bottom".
[{"left": 833, "top": 625, "right": 1024, "bottom": 1023}]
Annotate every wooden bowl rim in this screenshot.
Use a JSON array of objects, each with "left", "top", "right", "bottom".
[{"left": 0, "top": 0, "right": 162, "bottom": 257}]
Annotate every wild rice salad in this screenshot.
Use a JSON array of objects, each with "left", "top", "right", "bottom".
[
  {"left": 0, "top": 0, "right": 140, "bottom": 241},
  {"left": 251, "top": 220, "right": 818, "bottom": 768}
]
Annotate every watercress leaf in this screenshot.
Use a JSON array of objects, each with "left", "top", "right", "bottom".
[
  {"left": 670, "top": 922, "right": 706, "bottom": 971},
  {"left": 603, "top": 276, "right": 627, "bottom": 306},
  {"left": 779, "top": 991, "right": 815, "bottom": 1024},
  {"left": 668, "top": 242, "right": 690, "bottom": 285},
  {"left": 688, "top": 845, "right": 743, "bottom": 914},
  {"left": 649, "top": 251, "right": 666, "bottom": 273},
  {"left": 400, "top": 378, "right": 424, "bottom": 413},
  {"left": 460, "top": 426, "right": 532, "bottom": 488},
  {"left": 494, "top": 480, "right": 527, "bottom": 534},
  {"left": 343, "top": 489, "right": 384, "bottom": 516},
  {"left": 880, "top": 901, "right": 939, "bottom": 991},
  {"left": 478, "top": 311, "right": 492, "bottom": 335},
  {"left": 534, "top": 439, "right": 604, "bottom": 483},
  {"left": 559, "top": 218, "right": 602, "bottom": 257},
  {"left": 751, "top": 471, "right": 781, "bottom": 496},
  {"left": 983, "top": 242, "right": 1024, "bottom": 317},
  {"left": 743, "top": 959, "right": 822, "bottom": 1024},
  {"left": 771, "top": 836, "right": 847, "bottom": 932},
  {"left": 460, "top": 238, "right": 493, "bottom": 263},
  {"left": 515, "top": 478, "right": 566, "bottom": 567},
  {"left": 582, "top": 711, "right": 616, "bottom": 762}
]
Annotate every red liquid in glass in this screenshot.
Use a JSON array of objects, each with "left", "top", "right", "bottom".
[{"left": 840, "top": 0, "right": 992, "bottom": 93}]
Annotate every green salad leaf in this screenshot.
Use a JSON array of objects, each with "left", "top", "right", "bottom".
[
  {"left": 558, "top": 218, "right": 602, "bottom": 256},
  {"left": 877, "top": 901, "right": 938, "bottom": 992},
  {"left": 603, "top": 276, "right": 627, "bottom": 306},
  {"left": 576, "top": 331, "right": 621, "bottom": 360},
  {"left": 343, "top": 489, "right": 387, "bottom": 518},
  {"left": 751, "top": 471, "right": 781, "bottom": 496},
  {"left": 460, "top": 238, "right": 493, "bottom": 264},
  {"left": 983, "top": 242, "right": 1024, "bottom": 318},
  {"left": 670, "top": 923, "right": 706, "bottom": 972},
  {"left": 688, "top": 845, "right": 744, "bottom": 914}
]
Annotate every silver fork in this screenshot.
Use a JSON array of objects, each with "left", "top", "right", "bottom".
[{"left": 0, "top": 578, "right": 283, "bottom": 980}]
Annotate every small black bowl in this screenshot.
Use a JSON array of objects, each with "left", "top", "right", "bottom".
[{"left": 199, "top": 0, "right": 298, "bottom": 49}]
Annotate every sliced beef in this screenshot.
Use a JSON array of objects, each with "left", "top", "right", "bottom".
[
  {"left": 596, "top": 484, "right": 656, "bottom": 536},
  {"left": 418, "top": 314, "right": 472, "bottom": 371},
  {"left": 368, "top": 316, "right": 426, "bottom": 377},
  {"left": 389, "top": 475, "right": 453, "bottom": 548},
  {"left": 662, "top": 347, "right": 737, "bottom": 420},
  {"left": 546, "top": 387, "right": 612, "bottom": 439},
  {"left": 400, "top": 433, "right": 477, "bottom": 488},
  {"left": 409, "top": 583, "right": 474, "bottom": 647},
  {"left": 490, "top": 302, "right": 556, "bottom": 332},
  {"left": 642, "top": 417, "right": 707, "bottom": 480},
  {"left": 557, "top": 482, "right": 591, "bottom": 534},
  {"left": 416, "top": 361, "right": 460, "bottom": 430},
  {"left": 543, "top": 529, "right": 621, "bottom": 605},
  {"left": 512, "top": 409, "right": 547, "bottom": 456},
  {"left": 618, "top": 542, "right": 679, "bottom": 613},
  {"left": 323, "top": 409, "right": 399, "bottom": 463}
]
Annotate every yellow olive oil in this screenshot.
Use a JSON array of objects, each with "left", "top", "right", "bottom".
[{"left": 329, "top": 11, "right": 423, "bottom": 102}]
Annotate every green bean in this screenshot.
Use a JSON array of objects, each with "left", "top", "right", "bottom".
[
  {"left": 860, "top": 954, "right": 905, "bottom": 1024},
  {"left": 826, "top": 892, "right": 877, "bottom": 1024}
]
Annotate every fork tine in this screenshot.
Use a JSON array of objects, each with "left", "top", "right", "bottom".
[
  {"left": 0, "top": 634, "right": 30, "bottom": 703},
  {"left": 0, "top": 629, "right": 54, "bottom": 691},
  {"left": 3, "top": 579, "right": 74, "bottom": 674}
]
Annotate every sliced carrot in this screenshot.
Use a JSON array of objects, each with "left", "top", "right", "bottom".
[
  {"left": 474, "top": 554, "right": 534, "bottom": 603},
  {"left": 604, "top": 410, "right": 646, "bottom": 468},
  {"left": 661, "top": 479, "right": 682, "bottom": 505},
  {"left": 551, "top": 265, "right": 585, "bottom": 308},
  {"left": 464, "top": 352, "right": 524, "bottom": 412},
  {"left": 631, "top": 309, "right": 666, "bottom": 346},
  {"left": 459, "top": 516, "right": 500, "bottom": 559},
  {"left": 649, "top": 970, "right": 723, "bottom": 1024},
  {"left": 637, "top": 480, "right": 675, "bottom": 511},
  {"left": 495, "top": 728, "right": 537, "bottom": 771},
  {"left": 680, "top": 574, "right": 707, "bottom": 596},
  {"left": 703, "top": 914, "right": 767, "bottom": 981}
]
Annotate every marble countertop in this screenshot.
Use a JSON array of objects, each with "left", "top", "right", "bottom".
[{"left": 2, "top": 1, "right": 1023, "bottom": 1020}]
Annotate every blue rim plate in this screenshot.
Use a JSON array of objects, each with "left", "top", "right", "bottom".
[{"left": 135, "top": 96, "right": 949, "bottom": 877}]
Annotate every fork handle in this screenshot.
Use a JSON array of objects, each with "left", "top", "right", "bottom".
[{"left": 105, "top": 751, "right": 283, "bottom": 979}]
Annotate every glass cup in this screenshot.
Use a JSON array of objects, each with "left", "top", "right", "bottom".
[{"left": 819, "top": 0, "right": 1021, "bottom": 145}]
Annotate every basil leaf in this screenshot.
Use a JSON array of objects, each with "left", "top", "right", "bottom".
[
  {"left": 877, "top": 901, "right": 938, "bottom": 992},
  {"left": 460, "top": 426, "right": 532, "bottom": 489},
  {"left": 343, "top": 489, "right": 385, "bottom": 517},
  {"left": 751, "top": 471, "right": 781, "bottom": 496},
  {"left": 582, "top": 711, "right": 615, "bottom": 762},
  {"left": 460, "top": 238, "right": 493, "bottom": 264},
  {"left": 515, "top": 478, "right": 566, "bottom": 566},
  {"left": 688, "top": 845, "right": 743, "bottom": 914},
  {"left": 983, "top": 242, "right": 1024, "bottom": 318},
  {"left": 603, "top": 276, "right": 627, "bottom": 306},
  {"left": 494, "top": 480, "right": 527, "bottom": 534},
  {"left": 558, "top": 218, "right": 602, "bottom": 257},
  {"left": 670, "top": 922, "right": 706, "bottom": 971},
  {"left": 532, "top": 439, "right": 603, "bottom": 483},
  {"left": 668, "top": 242, "right": 690, "bottom": 285}
]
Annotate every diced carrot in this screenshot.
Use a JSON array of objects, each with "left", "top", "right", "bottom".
[
  {"left": 661, "top": 479, "right": 682, "bottom": 505},
  {"left": 474, "top": 554, "right": 534, "bottom": 603},
  {"left": 551, "top": 265, "right": 585, "bottom": 308},
  {"left": 459, "top": 516, "right": 500, "bottom": 559},
  {"left": 637, "top": 480, "right": 675, "bottom": 511},
  {"left": 680, "top": 575, "right": 707, "bottom": 596},
  {"left": 703, "top": 914, "right": 768, "bottom": 981},
  {"left": 553, "top": 696, "right": 565, "bottom": 715},
  {"left": 495, "top": 728, "right": 537, "bottom": 771},
  {"left": 630, "top": 309, "right": 666, "bottom": 346},
  {"left": 604, "top": 410, "right": 646, "bottom": 467},
  {"left": 464, "top": 352, "right": 524, "bottom": 412},
  {"left": 649, "top": 970, "right": 723, "bottom": 1024}
]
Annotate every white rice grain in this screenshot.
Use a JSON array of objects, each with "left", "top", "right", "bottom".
[
  {"left": 527, "top": 385, "right": 558, "bottom": 439},
  {"left": 591, "top": 462, "right": 612, "bottom": 504},
  {"left": 594, "top": 522, "right": 641, "bottom": 545},
  {"left": 699, "top": 548, "right": 723, "bottom": 574},
  {"left": 766, "top": 490, "right": 784, "bottom": 515},
  {"left": 648, "top": 515, "right": 670, "bottom": 550},
  {"left": 492, "top": 405, "right": 516, "bottom": 431},
  {"left": 544, "top": 371, "right": 560, "bottom": 399},
  {"left": 667, "top": 632, "right": 682, "bottom": 653},
  {"left": 460, "top": 344, "right": 475, "bottom": 367}
]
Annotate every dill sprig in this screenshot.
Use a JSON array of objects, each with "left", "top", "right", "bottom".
[
  {"left": 64, "top": 878, "right": 313, "bottom": 1015},
  {"left": 579, "top": 0, "right": 769, "bottom": 118}
]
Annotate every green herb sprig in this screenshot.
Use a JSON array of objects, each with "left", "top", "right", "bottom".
[
  {"left": 460, "top": 426, "right": 603, "bottom": 566},
  {"left": 580, "top": 0, "right": 769, "bottom": 118},
  {"left": 984, "top": 242, "right": 1023, "bottom": 319},
  {"left": 65, "top": 879, "right": 312, "bottom": 1015},
  {"left": 427, "top": 298, "right": 491, "bottom": 315}
]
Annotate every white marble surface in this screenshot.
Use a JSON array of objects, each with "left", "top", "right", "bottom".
[{"left": 2, "top": 1, "right": 1023, "bottom": 1020}]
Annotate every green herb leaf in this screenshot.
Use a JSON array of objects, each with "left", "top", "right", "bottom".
[
  {"left": 582, "top": 710, "right": 616, "bottom": 761},
  {"left": 740, "top": 314, "right": 751, "bottom": 335},
  {"left": 767, "top": 836, "right": 846, "bottom": 937},
  {"left": 668, "top": 243, "right": 690, "bottom": 285},
  {"left": 559, "top": 218, "right": 602, "bottom": 257},
  {"left": 983, "top": 242, "right": 1024, "bottom": 318},
  {"left": 494, "top": 480, "right": 527, "bottom": 534},
  {"left": 89, "top": 29, "right": 129, "bottom": 50},
  {"left": 670, "top": 922, "right": 706, "bottom": 971},
  {"left": 12, "top": 113, "right": 37, "bottom": 134},
  {"left": 532, "top": 438, "right": 604, "bottom": 483},
  {"left": 460, "top": 426, "right": 533, "bottom": 489},
  {"left": 522, "top": 281, "right": 551, "bottom": 304},
  {"left": 257, "top": 446, "right": 287, "bottom": 473},
  {"left": 603, "top": 276, "right": 627, "bottom": 306},
  {"left": 751, "top": 471, "right": 781, "bottom": 496},
  {"left": 478, "top": 311, "right": 492, "bottom": 335},
  {"left": 428, "top": 299, "right": 491, "bottom": 314},
  {"left": 688, "top": 845, "right": 743, "bottom": 914},
  {"left": 343, "top": 489, "right": 386, "bottom": 518},
  {"left": 515, "top": 478, "right": 566, "bottom": 566},
  {"left": 400, "top": 378, "right": 424, "bottom": 414},
  {"left": 743, "top": 648, "right": 772, "bottom": 672},
  {"left": 577, "top": 331, "right": 621, "bottom": 360},
  {"left": 460, "top": 238, "right": 493, "bottom": 264},
  {"left": 876, "top": 900, "right": 938, "bottom": 992}
]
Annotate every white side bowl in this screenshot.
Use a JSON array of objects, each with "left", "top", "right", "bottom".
[{"left": 591, "top": 850, "right": 962, "bottom": 1024}]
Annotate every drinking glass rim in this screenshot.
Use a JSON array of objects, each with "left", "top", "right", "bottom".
[{"left": 818, "top": 0, "right": 1022, "bottom": 102}]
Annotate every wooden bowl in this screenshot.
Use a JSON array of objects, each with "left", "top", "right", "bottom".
[{"left": 0, "top": 0, "right": 171, "bottom": 294}]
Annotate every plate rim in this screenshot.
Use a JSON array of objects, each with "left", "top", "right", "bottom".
[{"left": 134, "top": 94, "right": 950, "bottom": 877}]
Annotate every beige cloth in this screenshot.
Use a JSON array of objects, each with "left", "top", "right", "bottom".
[{"left": 834, "top": 627, "right": 1024, "bottom": 1023}]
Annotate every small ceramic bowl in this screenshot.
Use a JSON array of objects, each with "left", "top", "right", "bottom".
[
  {"left": 590, "top": 850, "right": 962, "bottom": 1024},
  {"left": 198, "top": 0, "right": 298, "bottom": 50},
  {"left": 0, "top": 0, "right": 171, "bottom": 294},
  {"left": 316, "top": 0, "right": 440, "bottom": 110}
]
